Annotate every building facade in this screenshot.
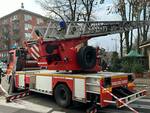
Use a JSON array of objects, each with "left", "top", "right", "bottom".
[
  {"left": 0, "top": 9, "right": 49, "bottom": 60},
  {"left": 140, "top": 40, "right": 150, "bottom": 70}
]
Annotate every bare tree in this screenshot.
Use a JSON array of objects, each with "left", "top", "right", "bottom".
[
  {"left": 109, "top": 0, "right": 150, "bottom": 55},
  {"left": 130, "top": 0, "right": 150, "bottom": 52},
  {"left": 81, "top": 0, "right": 104, "bottom": 21},
  {"left": 141, "top": 1, "right": 150, "bottom": 42},
  {"left": 36, "top": 0, "right": 105, "bottom": 21},
  {"left": 113, "top": 0, "right": 131, "bottom": 54},
  {"left": 36, "top": 0, "right": 78, "bottom": 21}
]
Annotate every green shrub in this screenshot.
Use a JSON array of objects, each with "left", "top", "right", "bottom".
[
  {"left": 108, "top": 52, "right": 122, "bottom": 72},
  {"left": 120, "top": 62, "right": 131, "bottom": 73},
  {"left": 131, "top": 64, "right": 144, "bottom": 73}
]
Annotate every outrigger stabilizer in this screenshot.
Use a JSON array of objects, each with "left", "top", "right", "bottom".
[
  {"left": 86, "top": 85, "right": 146, "bottom": 113},
  {"left": 6, "top": 90, "right": 30, "bottom": 102}
]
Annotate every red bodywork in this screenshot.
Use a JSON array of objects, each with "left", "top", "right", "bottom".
[
  {"left": 25, "top": 36, "right": 101, "bottom": 72},
  {"left": 14, "top": 73, "right": 138, "bottom": 108}
]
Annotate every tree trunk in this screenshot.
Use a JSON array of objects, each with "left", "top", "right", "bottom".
[
  {"left": 120, "top": 0, "right": 130, "bottom": 54},
  {"left": 120, "top": 33, "right": 123, "bottom": 57},
  {"left": 137, "top": 28, "right": 140, "bottom": 53},
  {"left": 129, "top": 9, "right": 134, "bottom": 51},
  {"left": 143, "top": 2, "right": 147, "bottom": 55},
  {"left": 125, "top": 31, "right": 130, "bottom": 53},
  {"left": 143, "top": 2, "right": 147, "bottom": 41}
]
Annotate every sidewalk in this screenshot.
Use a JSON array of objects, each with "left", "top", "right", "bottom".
[{"left": 134, "top": 78, "right": 150, "bottom": 97}]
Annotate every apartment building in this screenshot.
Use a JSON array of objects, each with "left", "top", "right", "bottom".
[{"left": 0, "top": 9, "right": 49, "bottom": 60}]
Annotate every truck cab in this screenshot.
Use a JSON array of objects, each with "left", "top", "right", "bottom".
[{"left": 6, "top": 48, "right": 38, "bottom": 78}]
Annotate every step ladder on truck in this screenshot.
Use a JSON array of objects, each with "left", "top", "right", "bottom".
[{"left": 6, "top": 20, "right": 150, "bottom": 113}]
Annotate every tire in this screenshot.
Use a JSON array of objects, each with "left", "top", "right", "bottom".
[
  {"left": 77, "top": 46, "right": 96, "bottom": 69},
  {"left": 54, "top": 84, "right": 72, "bottom": 108}
]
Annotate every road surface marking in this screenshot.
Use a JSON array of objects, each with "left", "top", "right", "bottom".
[
  {"left": 138, "top": 98, "right": 150, "bottom": 103},
  {"left": 51, "top": 111, "right": 65, "bottom": 113},
  {"left": 0, "top": 97, "right": 52, "bottom": 113},
  {"left": 130, "top": 103, "right": 150, "bottom": 110}
]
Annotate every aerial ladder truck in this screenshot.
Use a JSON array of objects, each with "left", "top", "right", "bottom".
[{"left": 6, "top": 20, "right": 150, "bottom": 113}]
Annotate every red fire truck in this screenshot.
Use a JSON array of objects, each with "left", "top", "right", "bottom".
[{"left": 6, "top": 21, "right": 149, "bottom": 112}]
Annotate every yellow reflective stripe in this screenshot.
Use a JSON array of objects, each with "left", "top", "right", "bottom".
[{"left": 16, "top": 72, "right": 86, "bottom": 79}]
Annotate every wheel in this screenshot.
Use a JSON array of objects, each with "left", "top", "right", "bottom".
[
  {"left": 54, "top": 84, "right": 72, "bottom": 108},
  {"left": 77, "top": 46, "right": 96, "bottom": 69}
]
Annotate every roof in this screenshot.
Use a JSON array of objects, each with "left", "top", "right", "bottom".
[
  {"left": 140, "top": 39, "right": 150, "bottom": 48},
  {"left": 126, "top": 50, "right": 143, "bottom": 57},
  {"left": 0, "top": 9, "right": 49, "bottom": 20}
]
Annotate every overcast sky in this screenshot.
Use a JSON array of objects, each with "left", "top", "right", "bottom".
[
  {"left": 0, "top": 0, "right": 45, "bottom": 17},
  {"left": 0, "top": 0, "right": 122, "bottom": 52}
]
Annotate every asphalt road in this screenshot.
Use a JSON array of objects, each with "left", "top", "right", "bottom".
[{"left": 1, "top": 77, "right": 150, "bottom": 113}]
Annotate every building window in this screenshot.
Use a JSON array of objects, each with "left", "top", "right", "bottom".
[
  {"left": 37, "top": 18, "right": 43, "bottom": 25},
  {"left": 4, "top": 45, "right": 7, "bottom": 49},
  {"left": 24, "top": 23, "right": 32, "bottom": 30},
  {"left": 2, "top": 19, "right": 8, "bottom": 24},
  {"left": 24, "top": 14, "right": 32, "bottom": 21},
  {"left": 25, "top": 33, "right": 31, "bottom": 39},
  {"left": 13, "top": 22, "right": 19, "bottom": 30},
  {"left": 12, "top": 15, "right": 18, "bottom": 21}
]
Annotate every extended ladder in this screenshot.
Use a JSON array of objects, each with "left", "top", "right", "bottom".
[
  {"left": 27, "top": 21, "right": 150, "bottom": 41},
  {"left": 65, "top": 21, "right": 150, "bottom": 39}
]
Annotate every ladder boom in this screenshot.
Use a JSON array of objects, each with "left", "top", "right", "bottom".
[{"left": 66, "top": 21, "right": 150, "bottom": 39}]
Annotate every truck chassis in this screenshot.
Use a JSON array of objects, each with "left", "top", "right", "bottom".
[{"left": 8, "top": 70, "right": 146, "bottom": 111}]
